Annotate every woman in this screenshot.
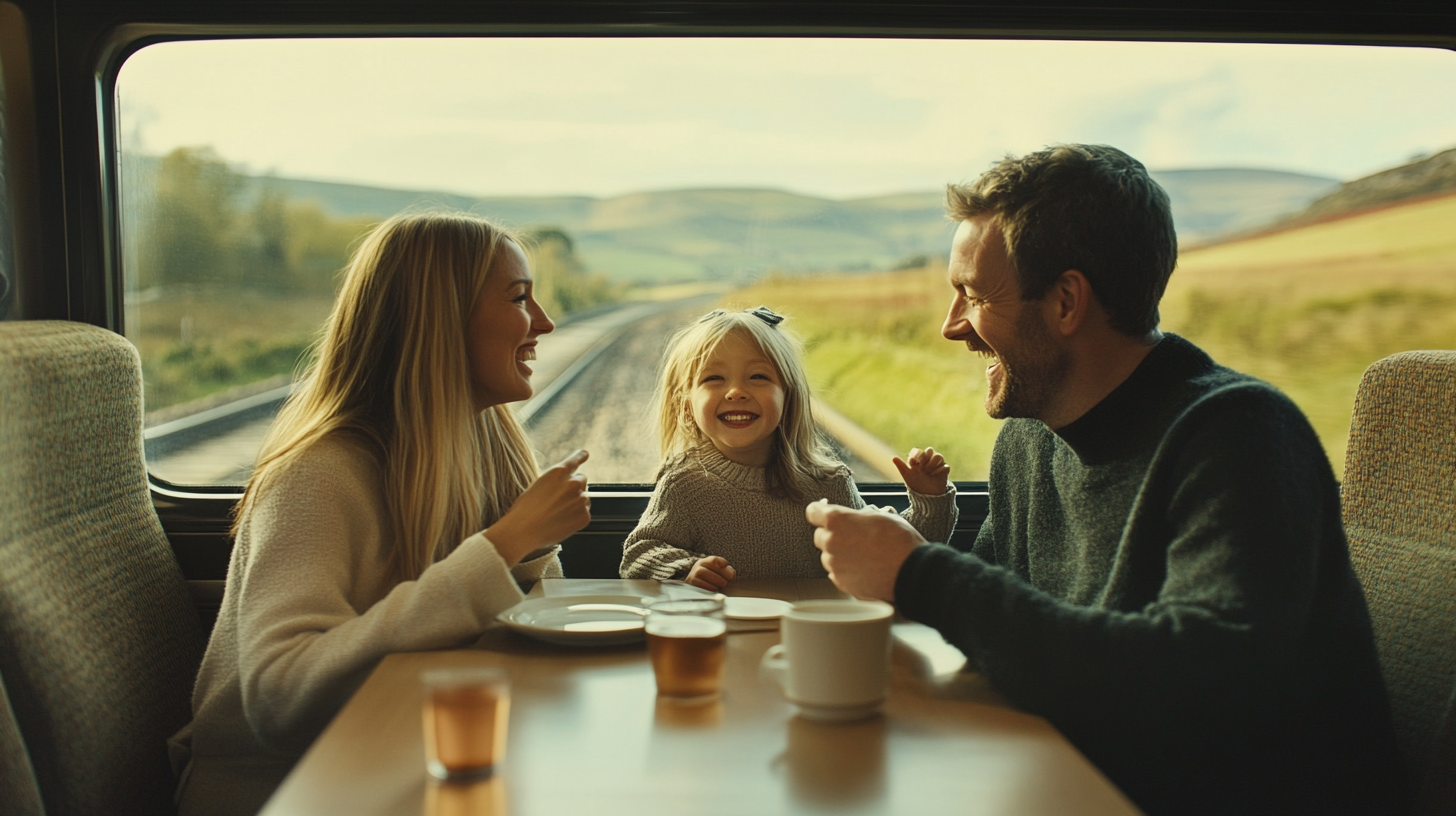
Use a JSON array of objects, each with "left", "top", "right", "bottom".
[{"left": 172, "top": 212, "right": 590, "bottom": 816}]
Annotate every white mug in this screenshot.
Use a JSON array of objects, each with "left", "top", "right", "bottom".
[{"left": 760, "top": 599, "right": 894, "bottom": 722}]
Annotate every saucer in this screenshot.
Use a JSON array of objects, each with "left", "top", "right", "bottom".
[
  {"left": 724, "top": 597, "right": 792, "bottom": 620},
  {"left": 791, "top": 699, "right": 884, "bottom": 723}
]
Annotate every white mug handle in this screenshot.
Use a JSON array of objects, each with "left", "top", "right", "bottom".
[{"left": 760, "top": 644, "right": 789, "bottom": 693}]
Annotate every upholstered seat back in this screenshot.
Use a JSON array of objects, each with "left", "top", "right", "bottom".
[
  {"left": 0, "top": 321, "right": 204, "bottom": 816},
  {"left": 1342, "top": 349, "right": 1456, "bottom": 814}
]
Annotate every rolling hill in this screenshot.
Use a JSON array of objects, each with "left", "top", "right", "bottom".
[
  {"left": 1161, "top": 190, "right": 1456, "bottom": 474},
  {"left": 242, "top": 168, "right": 1338, "bottom": 284},
  {"left": 1286, "top": 146, "right": 1456, "bottom": 226}
]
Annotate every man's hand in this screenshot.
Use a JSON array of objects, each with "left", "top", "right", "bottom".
[
  {"left": 685, "top": 556, "right": 735, "bottom": 591},
  {"left": 805, "top": 499, "right": 925, "bottom": 602},
  {"left": 893, "top": 446, "right": 951, "bottom": 496}
]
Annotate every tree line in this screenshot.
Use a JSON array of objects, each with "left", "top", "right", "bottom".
[{"left": 127, "top": 146, "right": 619, "bottom": 315}]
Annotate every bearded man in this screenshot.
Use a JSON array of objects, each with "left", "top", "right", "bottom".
[{"left": 807, "top": 144, "right": 1406, "bottom": 816}]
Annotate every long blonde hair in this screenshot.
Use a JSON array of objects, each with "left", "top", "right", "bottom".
[
  {"left": 655, "top": 308, "right": 841, "bottom": 501},
  {"left": 234, "top": 212, "right": 540, "bottom": 581}
]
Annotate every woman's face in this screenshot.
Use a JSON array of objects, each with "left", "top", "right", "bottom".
[{"left": 466, "top": 240, "right": 555, "bottom": 409}]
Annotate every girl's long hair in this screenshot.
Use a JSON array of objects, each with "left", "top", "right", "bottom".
[
  {"left": 232, "top": 212, "right": 540, "bottom": 581},
  {"left": 654, "top": 308, "right": 841, "bottom": 501}
]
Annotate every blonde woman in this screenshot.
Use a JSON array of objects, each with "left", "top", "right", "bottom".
[
  {"left": 619, "top": 306, "right": 958, "bottom": 589},
  {"left": 173, "top": 213, "right": 590, "bottom": 816}
]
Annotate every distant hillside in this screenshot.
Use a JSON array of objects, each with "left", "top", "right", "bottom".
[
  {"left": 1152, "top": 169, "right": 1338, "bottom": 245},
  {"left": 246, "top": 176, "right": 949, "bottom": 283},
  {"left": 1161, "top": 190, "right": 1456, "bottom": 476},
  {"left": 1285, "top": 146, "right": 1456, "bottom": 225},
  {"left": 238, "top": 167, "right": 1338, "bottom": 283}
]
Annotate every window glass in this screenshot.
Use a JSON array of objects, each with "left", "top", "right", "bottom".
[
  {"left": 116, "top": 38, "right": 1456, "bottom": 487},
  {"left": 0, "top": 1, "right": 33, "bottom": 322}
]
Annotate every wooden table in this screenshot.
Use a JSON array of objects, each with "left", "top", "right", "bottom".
[{"left": 259, "top": 579, "right": 1140, "bottom": 816}]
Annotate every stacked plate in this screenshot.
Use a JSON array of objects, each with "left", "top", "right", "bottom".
[{"left": 497, "top": 594, "right": 795, "bottom": 645}]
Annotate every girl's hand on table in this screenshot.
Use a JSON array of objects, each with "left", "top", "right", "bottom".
[
  {"left": 685, "top": 556, "right": 735, "bottom": 591},
  {"left": 893, "top": 447, "right": 951, "bottom": 496},
  {"left": 487, "top": 449, "right": 591, "bottom": 565}
]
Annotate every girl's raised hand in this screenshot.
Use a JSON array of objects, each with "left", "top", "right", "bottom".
[
  {"left": 486, "top": 449, "right": 592, "bottom": 566},
  {"left": 892, "top": 447, "right": 951, "bottom": 496},
  {"left": 685, "top": 556, "right": 736, "bottom": 591}
]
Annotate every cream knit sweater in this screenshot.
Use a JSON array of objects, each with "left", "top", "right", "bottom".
[
  {"left": 173, "top": 435, "right": 560, "bottom": 816},
  {"left": 620, "top": 445, "right": 957, "bottom": 580}
]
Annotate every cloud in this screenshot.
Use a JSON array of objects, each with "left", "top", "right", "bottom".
[{"left": 117, "top": 38, "right": 1456, "bottom": 197}]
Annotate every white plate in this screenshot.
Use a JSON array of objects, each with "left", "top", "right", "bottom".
[
  {"left": 724, "top": 597, "right": 793, "bottom": 621},
  {"left": 496, "top": 594, "right": 651, "bottom": 646}
]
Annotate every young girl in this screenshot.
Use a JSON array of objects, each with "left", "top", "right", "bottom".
[
  {"left": 620, "top": 306, "right": 957, "bottom": 590},
  {"left": 175, "top": 213, "right": 591, "bottom": 816}
]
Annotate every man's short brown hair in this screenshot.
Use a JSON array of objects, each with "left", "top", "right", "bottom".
[{"left": 946, "top": 144, "right": 1177, "bottom": 336}]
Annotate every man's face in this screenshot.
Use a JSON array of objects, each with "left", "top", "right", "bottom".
[{"left": 941, "top": 217, "right": 1069, "bottom": 421}]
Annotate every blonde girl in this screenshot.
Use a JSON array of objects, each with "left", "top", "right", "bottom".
[
  {"left": 620, "top": 306, "right": 957, "bottom": 590},
  {"left": 175, "top": 212, "right": 590, "bottom": 816}
]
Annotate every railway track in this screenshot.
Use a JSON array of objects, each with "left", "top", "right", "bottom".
[{"left": 144, "top": 297, "right": 898, "bottom": 488}]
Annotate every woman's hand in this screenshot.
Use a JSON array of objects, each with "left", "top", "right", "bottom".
[
  {"left": 486, "top": 449, "right": 591, "bottom": 566},
  {"left": 893, "top": 446, "right": 951, "bottom": 496},
  {"left": 685, "top": 556, "right": 735, "bottom": 591}
]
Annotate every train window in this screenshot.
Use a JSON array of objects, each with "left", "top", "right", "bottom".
[
  {"left": 116, "top": 38, "right": 1456, "bottom": 489},
  {"left": 0, "top": 1, "right": 35, "bottom": 323}
]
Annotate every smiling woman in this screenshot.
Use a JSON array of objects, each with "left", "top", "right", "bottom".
[
  {"left": 175, "top": 211, "right": 591, "bottom": 816},
  {"left": 465, "top": 238, "right": 556, "bottom": 410}
]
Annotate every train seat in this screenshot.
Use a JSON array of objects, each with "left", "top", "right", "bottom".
[
  {"left": 1342, "top": 349, "right": 1456, "bottom": 815},
  {"left": 0, "top": 321, "right": 205, "bottom": 816}
]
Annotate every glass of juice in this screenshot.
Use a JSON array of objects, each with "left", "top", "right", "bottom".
[
  {"left": 422, "top": 667, "right": 511, "bottom": 782},
  {"left": 645, "top": 595, "right": 728, "bottom": 704}
]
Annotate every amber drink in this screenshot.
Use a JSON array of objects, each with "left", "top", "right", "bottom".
[
  {"left": 422, "top": 667, "right": 510, "bottom": 781},
  {"left": 645, "top": 596, "right": 727, "bottom": 703}
]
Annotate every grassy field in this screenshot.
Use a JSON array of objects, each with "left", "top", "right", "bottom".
[
  {"left": 1162, "top": 192, "right": 1456, "bottom": 474},
  {"left": 129, "top": 289, "right": 334, "bottom": 413},
  {"left": 733, "top": 192, "right": 1456, "bottom": 481}
]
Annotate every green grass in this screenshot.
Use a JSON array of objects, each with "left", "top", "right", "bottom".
[
  {"left": 734, "top": 193, "right": 1456, "bottom": 481},
  {"left": 130, "top": 289, "right": 333, "bottom": 412}
]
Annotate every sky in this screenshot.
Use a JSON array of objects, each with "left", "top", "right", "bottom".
[{"left": 116, "top": 38, "right": 1456, "bottom": 201}]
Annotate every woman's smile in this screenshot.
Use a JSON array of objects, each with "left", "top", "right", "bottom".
[
  {"left": 466, "top": 240, "right": 555, "bottom": 410},
  {"left": 516, "top": 342, "right": 538, "bottom": 375}
]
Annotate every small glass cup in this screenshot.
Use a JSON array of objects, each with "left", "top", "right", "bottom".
[
  {"left": 422, "top": 667, "right": 511, "bottom": 782},
  {"left": 645, "top": 595, "right": 728, "bottom": 704}
]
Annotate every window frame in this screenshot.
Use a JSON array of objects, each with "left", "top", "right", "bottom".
[{"left": 70, "top": 1, "right": 1456, "bottom": 581}]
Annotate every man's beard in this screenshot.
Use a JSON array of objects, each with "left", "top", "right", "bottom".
[{"left": 984, "top": 308, "right": 1070, "bottom": 421}]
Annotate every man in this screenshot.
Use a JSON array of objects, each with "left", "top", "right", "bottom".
[{"left": 807, "top": 144, "right": 1406, "bottom": 815}]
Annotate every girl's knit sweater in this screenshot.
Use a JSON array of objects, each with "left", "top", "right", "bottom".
[{"left": 620, "top": 444, "right": 957, "bottom": 579}]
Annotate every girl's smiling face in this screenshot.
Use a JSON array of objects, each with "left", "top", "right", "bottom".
[{"left": 689, "top": 331, "right": 785, "bottom": 467}]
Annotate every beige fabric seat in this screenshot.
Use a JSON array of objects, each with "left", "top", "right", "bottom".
[
  {"left": 1343, "top": 350, "right": 1456, "bottom": 815},
  {"left": 0, "top": 321, "right": 204, "bottom": 816}
]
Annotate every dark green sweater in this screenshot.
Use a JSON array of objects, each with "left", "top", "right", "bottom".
[{"left": 896, "top": 334, "right": 1407, "bottom": 816}]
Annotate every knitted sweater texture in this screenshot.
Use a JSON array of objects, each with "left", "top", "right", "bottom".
[
  {"left": 621, "top": 444, "right": 957, "bottom": 579},
  {"left": 895, "top": 334, "right": 1406, "bottom": 816},
  {"left": 173, "top": 435, "right": 561, "bottom": 816}
]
